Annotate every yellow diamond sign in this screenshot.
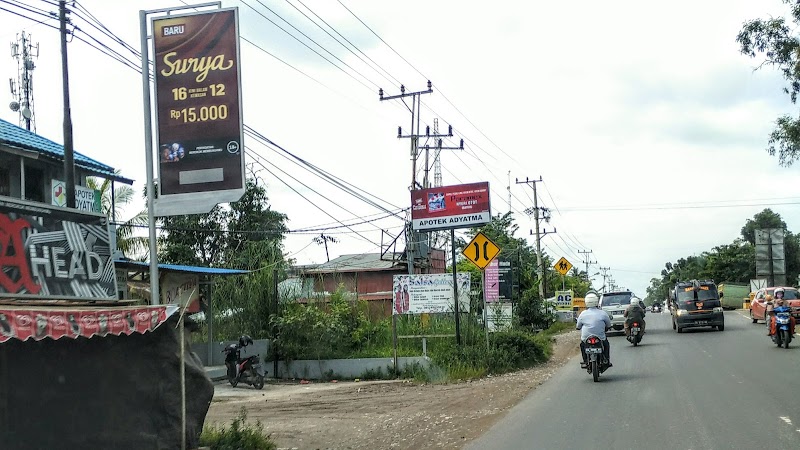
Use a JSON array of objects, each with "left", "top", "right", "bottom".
[
  {"left": 462, "top": 232, "right": 501, "bottom": 270},
  {"left": 554, "top": 257, "right": 573, "bottom": 276}
]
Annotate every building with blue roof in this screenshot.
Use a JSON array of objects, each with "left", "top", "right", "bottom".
[{"left": 0, "top": 117, "right": 133, "bottom": 206}]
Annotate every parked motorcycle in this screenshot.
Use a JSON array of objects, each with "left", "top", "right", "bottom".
[
  {"left": 583, "top": 335, "right": 610, "bottom": 382},
  {"left": 626, "top": 321, "right": 643, "bottom": 346},
  {"left": 223, "top": 335, "right": 266, "bottom": 389},
  {"left": 772, "top": 312, "right": 793, "bottom": 349}
]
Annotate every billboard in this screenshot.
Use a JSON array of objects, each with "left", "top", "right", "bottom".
[
  {"left": 392, "top": 273, "right": 470, "bottom": 315},
  {"left": 0, "top": 196, "right": 118, "bottom": 301},
  {"left": 411, "top": 182, "right": 491, "bottom": 231},
  {"left": 151, "top": 8, "right": 245, "bottom": 216},
  {"left": 485, "top": 258, "right": 513, "bottom": 303}
]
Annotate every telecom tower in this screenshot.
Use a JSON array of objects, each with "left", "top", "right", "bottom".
[
  {"left": 9, "top": 32, "right": 38, "bottom": 131},
  {"left": 430, "top": 118, "right": 447, "bottom": 251},
  {"left": 433, "top": 118, "right": 442, "bottom": 188}
]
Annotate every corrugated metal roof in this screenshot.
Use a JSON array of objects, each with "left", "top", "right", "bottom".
[
  {"left": 300, "top": 253, "right": 406, "bottom": 273},
  {"left": 0, "top": 118, "right": 134, "bottom": 184},
  {"left": 115, "top": 260, "right": 249, "bottom": 275}
]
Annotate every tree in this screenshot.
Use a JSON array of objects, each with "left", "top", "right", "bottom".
[
  {"left": 740, "top": 209, "right": 786, "bottom": 244},
  {"left": 737, "top": 1, "right": 800, "bottom": 165},
  {"left": 87, "top": 175, "right": 148, "bottom": 259}
]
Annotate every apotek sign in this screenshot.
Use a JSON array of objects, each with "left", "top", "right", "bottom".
[
  {"left": 411, "top": 182, "right": 491, "bottom": 231},
  {"left": 152, "top": 8, "right": 245, "bottom": 215}
]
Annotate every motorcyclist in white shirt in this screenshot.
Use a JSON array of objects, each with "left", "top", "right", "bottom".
[{"left": 576, "top": 292, "right": 612, "bottom": 369}]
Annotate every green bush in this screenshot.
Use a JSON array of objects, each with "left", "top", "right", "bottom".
[
  {"left": 429, "top": 329, "right": 552, "bottom": 380},
  {"left": 200, "top": 408, "right": 276, "bottom": 450}
]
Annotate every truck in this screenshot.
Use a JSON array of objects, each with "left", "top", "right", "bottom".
[
  {"left": 717, "top": 283, "right": 751, "bottom": 310},
  {"left": 670, "top": 279, "right": 724, "bottom": 333}
]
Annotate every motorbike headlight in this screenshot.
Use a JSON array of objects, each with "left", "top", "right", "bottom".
[{"left": 713, "top": 307, "right": 723, "bottom": 313}]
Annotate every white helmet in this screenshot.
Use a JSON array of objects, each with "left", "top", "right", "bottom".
[{"left": 585, "top": 293, "right": 599, "bottom": 308}]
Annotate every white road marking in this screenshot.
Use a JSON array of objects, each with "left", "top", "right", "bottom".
[{"left": 780, "top": 416, "right": 792, "bottom": 425}]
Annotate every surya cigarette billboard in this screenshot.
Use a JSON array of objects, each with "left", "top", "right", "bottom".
[
  {"left": 151, "top": 7, "right": 245, "bottom": 216},
  {"left": 410, "top": 182, "right": 491, "bottom": 231}
]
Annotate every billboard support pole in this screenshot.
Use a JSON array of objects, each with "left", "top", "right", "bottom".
[
  {"left": 139, "top": 10, "right": 159, "bottom": 306},
  {"left": 452, "top": 228, "right": 461, "bottom": 345},
  {"left": 483, "top": 269, "right": 489, "bottom": 350}
]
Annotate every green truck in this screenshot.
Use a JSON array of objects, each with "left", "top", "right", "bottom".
[{"left": 718, "top": 283, "right": 751, "bottom": 310}]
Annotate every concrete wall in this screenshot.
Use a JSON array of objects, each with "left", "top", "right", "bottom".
[
  {"left": 274, "top": 356, "right": 430, "bottom": 380},
  {"left": 191, "top": 339, "right": 271, "bottom": 367}
]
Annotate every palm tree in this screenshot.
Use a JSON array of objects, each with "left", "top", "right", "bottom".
[{"left": 87, "top": 174, "right": 149, "bottom": 260}]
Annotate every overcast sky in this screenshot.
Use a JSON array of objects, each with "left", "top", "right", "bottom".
[{"left": 2, "top": 0, "right": 799, "bottom": 297}]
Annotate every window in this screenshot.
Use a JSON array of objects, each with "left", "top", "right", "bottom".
[
  {"left": 0, "top": 167, "right": 8, "bottom": 196},
  {"left": 24, "top": 166, "right": 44, "bottom": 203}
]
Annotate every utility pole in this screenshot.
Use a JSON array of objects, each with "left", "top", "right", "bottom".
[
  {"left": 59, "top": 0, "right": 76, "bottom": 208},
  {"left": 517, "top": 176, "right": 552, "bottom": 300},
  {"left": 599, "top": 266, "right": 610, "bottom": 293},
  {"left": 379, "top": 82, "right": 434, "bottom": 275},
  {"left": 9, "top": 31, "right": 39, "bottom": 131},
  {"left": 578, "top": 249, "right": 597, "bottom": 280}
]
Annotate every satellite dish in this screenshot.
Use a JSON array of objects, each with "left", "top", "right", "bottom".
[
  {"left": 21, "top": 106, "right": 31, "bottom": 119},
  {"left": 9, "top": 101, "right": 19, "bottom": 112}
]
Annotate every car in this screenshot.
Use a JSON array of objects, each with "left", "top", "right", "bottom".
[
  {"left": 750, "top": 287, "right": 800, "bottom": 323},
  {"left": 670, "top": 280, "right": 724, "bottom": 332},
  {"left": 599, "top": 291, "right": 638, "bottom": 333}
]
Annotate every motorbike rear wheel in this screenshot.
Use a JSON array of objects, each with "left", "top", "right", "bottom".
[{"left": 591, "top": 360, "right": 599, "bottom": 382}]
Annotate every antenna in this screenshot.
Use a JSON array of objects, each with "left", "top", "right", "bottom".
[{"left": 9, "top": 31, "right": 38, "bottom": 131}]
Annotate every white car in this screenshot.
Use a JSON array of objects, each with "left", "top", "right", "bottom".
[{"left": 599, "top": 291, "right": 639, "bottom": 333}]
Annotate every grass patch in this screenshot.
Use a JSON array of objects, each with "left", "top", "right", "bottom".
[{"left": 200, "top": 408, "right": 276, "bottom": 450}]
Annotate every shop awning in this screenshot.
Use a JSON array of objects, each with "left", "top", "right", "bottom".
[{"left": 0, "top": 305, "right": 179, "bottom": 343}]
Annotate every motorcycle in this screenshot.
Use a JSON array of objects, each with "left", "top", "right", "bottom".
[
  {"left": 626, "top": 321, "right": 643, "bottom": 346},
  {"left": 583, "top": 335, "right": 610, "bottom": 382},
  {"left": 772, "top": 312, "right": 793, "bottom": 349},
  {"left": 223, "top": 337, "right": 266, "bottom": 389}
]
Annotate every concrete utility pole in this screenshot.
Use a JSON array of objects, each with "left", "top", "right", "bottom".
[
  {"left": 59, "top": 0, "right": 76, "bottom": 208},
  {"left": 517, "top": 176, "right": 554, "bottom": 300},
  {"left": 599, "top": 266, "right": 610, "bottom": 293},
  {"left": 379, "top": 82, "right": 434, "bottom": 275},
  {"left": 578, "top": 249, "right": 597, "bottom": 280}
]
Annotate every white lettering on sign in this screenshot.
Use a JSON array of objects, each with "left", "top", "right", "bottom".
[{"left": 163, "top": 25, "right": 185, "bottom": 36}]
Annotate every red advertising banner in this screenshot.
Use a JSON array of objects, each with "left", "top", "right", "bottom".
[
  {"left": 151, "top": 8, "right": 245, "bottom": 215},
  {"left": 411, "top": 182, "right": 491, "bottom": 231},
  {"left": 0, "top": 305, "right": 178, "bottom": 343}
]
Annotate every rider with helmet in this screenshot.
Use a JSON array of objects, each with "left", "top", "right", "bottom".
[
  {"left": 239, "top": 335, "right": 254, "bottom": 348},
  {"left": 576, "top": 292, "right": 612, "bottom": 369},
  {"left": 624, "top": 296, "right": 646, "bottom": 336},
  {"left": 768, "top": 288, "right": 796, "bottom": 336}
]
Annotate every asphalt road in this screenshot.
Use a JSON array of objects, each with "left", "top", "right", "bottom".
[{"left": 466, "top": 311, "right": 800, "bottom": 450}]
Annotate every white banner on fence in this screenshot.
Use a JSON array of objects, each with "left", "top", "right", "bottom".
[{"left": 392, "top": 273, "right": 471, "bottom": 315}]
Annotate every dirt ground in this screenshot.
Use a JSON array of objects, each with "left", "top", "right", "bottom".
[{"left": 205, "top": 330, "right": 581, "bottom": 450}]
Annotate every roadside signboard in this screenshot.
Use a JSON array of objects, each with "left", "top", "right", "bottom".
[
  {"left": 411, "top": 182, "right": 491, "bottom": 231},
  {"left": 485, "top": 257, "right": 513, "bottom": 303},
  {"left": 392, "top": 273, "right": 470, "bottom": 315},
  {"left": 554, "top": 257, "right": 573, "bottom": 276},
  {"left": 462, "top": 232, "right": 500, "bottom": 270},
  {"left": 486, "top": 303, "right": 512, "bottom": 332},
  {"left": 0, "top": 195, "right": 118, "bottom": 301},
  {"left": 151, "top": 8, "right": 245, "bottom": 216},
  {"left": 555, "top": 290, "right": 573, "bottom": 309}
]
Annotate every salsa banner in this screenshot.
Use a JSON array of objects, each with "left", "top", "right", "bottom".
[
  {"left": 411, "top": 182, "right": 491, "bottom": 231},
  {"left": 152, "top": 7, "right": 245, "bottom": 215},
  {"left": 0, "top": 196, "right": 118, "bottom": 301},
  {"left": 392, "top": 273, "right": 470, "bottom": 315},
  {"left": 0, "top": 305, "right": 178, "bottom": 343}
]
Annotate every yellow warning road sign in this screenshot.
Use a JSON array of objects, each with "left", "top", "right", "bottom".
[
  {"left": 462, "top": 232, "right": 500, "bottom": 270},
  {"left": 554, "top": 257, "right": 573, "bottom": 276}
]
